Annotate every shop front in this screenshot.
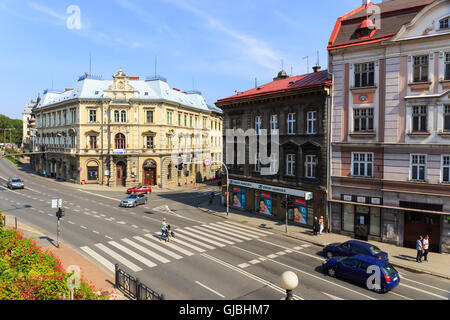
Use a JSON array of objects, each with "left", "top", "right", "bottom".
[{"left": 227, "top": 179, "right": 316, "bottom": 224}]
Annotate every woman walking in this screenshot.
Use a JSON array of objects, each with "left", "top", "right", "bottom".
[
  {"left": 422, "top": 235, "right": 429, "bottom": 262},
  {"left": 319, "top": 216, "right": 324, "bottom": 235}
]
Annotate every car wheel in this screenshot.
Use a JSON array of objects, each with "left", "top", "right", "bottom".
[
  {"left": 373, "top": 286, "right": 386, "bottom": 294},
  {"left": 327, "top": 267, "right": 336, "bottom": 277},
  {"left": 326, "top": 251, "right": 333, "bottom": 259}
]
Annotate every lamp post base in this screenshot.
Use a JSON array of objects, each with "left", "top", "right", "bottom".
[{"left": 285, "top": 289, "right": 293, "bottom": 300}]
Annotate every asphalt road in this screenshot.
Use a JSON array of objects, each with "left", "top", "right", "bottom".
[{"left": 0, "top": 159, "right": 449, "bottom": 300}]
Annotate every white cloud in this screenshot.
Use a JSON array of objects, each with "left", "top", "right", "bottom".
[
  {"left": 162, "top": 0, "right": 281, "bottom": 72},
  {"left": 28, "top": 1, "right": 66, "bottom": 22}
]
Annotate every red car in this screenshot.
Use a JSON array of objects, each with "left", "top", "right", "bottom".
[{"left": 127, "top": 185, "right": 152, "bottom": 194}]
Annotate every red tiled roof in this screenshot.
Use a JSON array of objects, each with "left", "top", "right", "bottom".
[
  {"left": 328, "top": 0, "right": 435, "bottom": 50},
  {"left": 216, "top": 70, "right": 331, "bottom": 104}
]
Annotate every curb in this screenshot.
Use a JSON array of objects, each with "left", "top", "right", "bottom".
[{"left": 197, "top": 204, "right": 450, "bottom": 280}]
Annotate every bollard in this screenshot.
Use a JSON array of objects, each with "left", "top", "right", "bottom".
[{"left": 15, "top": 216, "right": 17, "bottom": 230}]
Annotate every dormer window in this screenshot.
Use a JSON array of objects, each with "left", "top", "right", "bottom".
[
  {"left": 440, "top": 17, "right": 449, "bottom": 30},
  {"left": 356, "top": 18, "right": 377, "bottom": 39}
]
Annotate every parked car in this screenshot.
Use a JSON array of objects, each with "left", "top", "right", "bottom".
[
  {"left": 120, "top": 194, "right": 147, "bottom": 207},
  {"left": 127, "top": 185, "right": 152, "bottom": 194},
  {"left": 323, "top": 240, "right": 388, "bottom": 261},
  {"left": 7, "top": 177, "right": 24, "bottom": 189},
  {"left": 323, "top": 255, "right": 400, "bottom": 293}
]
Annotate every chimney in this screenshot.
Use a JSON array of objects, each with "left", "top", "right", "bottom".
[
  {"left": 312, "top": 65, "right": 321, "bottom": 73},
  {"left": 362, "top": 0, "right": 371, "bottom": 5}
]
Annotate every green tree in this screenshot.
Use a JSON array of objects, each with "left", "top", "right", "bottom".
[{"left": 0, "top": 114, "right": 22, "bottom": 145}]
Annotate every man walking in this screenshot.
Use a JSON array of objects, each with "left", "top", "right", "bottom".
[
  {"left": 416, "top": 235, "right": 423, "bottom": 263},
  {"left": 313, "top": 217, "right": 319, "bottom": 236}
]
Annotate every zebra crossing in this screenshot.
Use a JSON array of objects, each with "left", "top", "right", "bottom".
[{"left": 80, "top": 221, "right": 273, "bottom": 273}]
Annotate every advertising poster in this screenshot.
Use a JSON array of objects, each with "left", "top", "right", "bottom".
[
  {"left": 293, "top": 198, "right": 307, "bottom": 225},
  {"left": 231, "top": 187, "right": 245, "bottom": 209},
  {"left": 258, "top": 192, "right": 272, "bottom": 216}
]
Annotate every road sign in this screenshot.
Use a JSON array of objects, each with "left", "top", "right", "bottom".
[
  {"left": 203, "top": 158, "right": 211, "bottom": 167},
  {"left": 52, "top": 199, "right": 62, "bottom": 208}
]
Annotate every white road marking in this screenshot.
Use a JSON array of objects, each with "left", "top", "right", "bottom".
[
  {"left": 195, "top": 281, "right": 225, "bottom": 298},
  {"left": 108, "top": 241, "right": 157, "bottom": 268},
  {"left": 238, "top": 263, "right": 250, "bottom": 268},
  {"left": 176, "top": 228, "right": 226, "bottom": 247},
  {"left": 185, "top": 227, "right": 235, "bottom": 245},
  {"left": 134, "top": 236, "right": 183, "bottom": 260},
  {"left": 95, "top": 243, "right": 142, "bottom": 272},
  {"left": 68, "top": 221, "right": 75, "bottom": 225},
  {"left": 388, "top": 291, "right": 413, "bottom": 300},
  {"left": 80, "top": 225, "right": 87, "bottom": 229},
  {"left": 201, "top": 253, "right": 303, "bottom": 300},
  {"left": 105, "top": 236, "right": 113, "bottom": 240},
  {"left": 163, "top": 235, "right": 206, "bottom": 253},
  {"left": 267, "top": 254, "right": 278, "bottom": 259},
  {"left": 399, "top": 283, "right": 448, "bottom": 300},
  {"left": 222, "top": 221, "right": 273, "bottom": 235},
  {"left": 191, "top": 225, "right": 243, "bottom": 243},
  {"left": 249, "top": 259, "right": 260, "bottom": 265},
  {"left": 173, "top": 232, "right": 216, "bottom": 250},
  {"left": 276, "top": 251, "right": 286, "bottom": 256},
  {"left": 400, "top": 276, "right": 450, "bottom": 293},
  {"left": 258, "top": 239, "right": 325, "bottom": 262},
  {"left": 93, "top": 230, "right": 99, "bottom": 234},
  {"left": 216, "top": 222, "right": 266, "bottom": 237},
  {"left": 76, "top": 189, "right": 122, "bottom": 202},
  {"left": 321, "top": 292, "right": 344, "bottom": 300},
  {"left": 122, "top": 239, "right": 170, "bottom": 264},
  {"left": 145, "top": 234, "right": 194, "bottom": 256},
  {"left": 80, "top": 246, "right": 115, "bottom": 273},
  {"left": 206, "top": 224, "right": 255, "bottom": 240}
]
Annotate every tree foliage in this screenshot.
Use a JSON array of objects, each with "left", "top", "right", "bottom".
[{"left": 0, "top": 114, "right": 23, "bottom": 145}]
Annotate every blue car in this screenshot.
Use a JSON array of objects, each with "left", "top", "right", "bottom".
[
  {"left": 323, "top": 255, "right": 400, "bottom": 293},
  {"left": 323, "top": 240, "right": 388, "bottom": 261}
]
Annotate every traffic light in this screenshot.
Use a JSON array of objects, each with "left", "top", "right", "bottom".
[
  {"left": 282, "top": 200, "right": 287, "bottom": 208},
  {"left": 56, "top": 208, "right": 65, "bottom": 219}
]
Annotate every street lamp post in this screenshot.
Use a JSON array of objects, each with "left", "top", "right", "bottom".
[
  {"left": 280, "top": 271, "right": 298, "bottom": 300},
  {"left": 212, "top": 160, "right": 229, "bottom": 216}
]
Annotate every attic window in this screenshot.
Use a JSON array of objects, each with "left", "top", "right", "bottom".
[
  {"left": 144, "top": 92, "right": 149, "bottom": 96},
  {"left": 440, "top": 18, "right": 449, "bottom": 30},
  {"left": 356, "top": 18, "right": 377, "bottom": 39},
  {"left": 95, "top": 91, "right": 99, "bottom": 95}
]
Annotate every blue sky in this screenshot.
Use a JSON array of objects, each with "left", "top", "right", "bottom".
[{"left": 0, "top": 0, "right": 359, "bottom": 119}]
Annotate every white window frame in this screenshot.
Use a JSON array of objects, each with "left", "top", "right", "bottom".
[
  {"left": 287, "top": 113, "right": 296, "bottom": 135},
  {"left": 444, "top": 105, "right": 450, "bottom": 132},
  {"left": 89, "top": 109, "right": 97, "bottom": 123},
  {"left": 305, "top": 155, "right": 317, "bottom": 178},
  {"left": 255, "top": 116, "right": 262, "bottom": 136},
  {"left": 412, "top": 106, "right": 427, "bottom": 132},
  {"left": 270, "top": 114, "right": 278, "bottom": 135},
  {"left": 269, "top": 153, "right": 278, "bottom": 175},
  {"left": 441, "top": 155, "right": 450, "bottom": 183},
  {"left": 439, "top": 17, "right": 449, "bottom": 30},
  {"left": 410, "top": 154, "right": 427, "bottom": 182},
  {"left": 351, "top": 152, "right": 373, "bottom": 177},
  {"left": 70, "top": 109, "right": 76, "bottom": 124},
  {"left": 286, "top": 153, "right": 295, "bottom": 176},
  {"left": 254, "top": 153, "right": 261, "bottom": 173},
  {"left": 306, "top": 111, "right": 317, "bottom": 134}
]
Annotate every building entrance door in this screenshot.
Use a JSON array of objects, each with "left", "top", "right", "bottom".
[
  {"left": 354, "top": 206, "right": 369, "bottom": 241},
  {"left": 404, "top": 211, "right": 441, "bottom": 252},
  {"left": 116, "top": 161, "right": 126, "bottom": 186},
  {"left": 143, "top": 159, "right": 157, "bottom": 186}
]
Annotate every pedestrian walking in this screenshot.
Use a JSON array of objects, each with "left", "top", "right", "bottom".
[
  {"left": 416, "top": 235, "right": 423, "bottom": 263},
  {"left": 313, "top": 217, "right": 319, "bottom": 236},
  {"left": 160, "top": 218, "right": 169, "bottom": 242},
  {"left": 422, "top": 235, "right": 429, "bottom": 262},
  {"left": 319, "top": 216, "right": 324, "bottom": 235}
]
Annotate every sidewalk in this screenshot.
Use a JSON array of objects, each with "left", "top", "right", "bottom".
[
  {"left": 2, "top": 214, "right": 126, "bottom": 300},
  {"left": 198, "top": 200, "right": 450, "bottom": 280}
]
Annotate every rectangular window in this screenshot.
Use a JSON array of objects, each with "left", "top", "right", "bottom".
[
  {"left": 167, "top": 111, "right": 173, "bottom": 125},
  {"left": 412, "top": 106, "right": 427, "bottom": 132},
  {"left": 445, "top": 105, "right": 450, "bottom": 131},
  {"left": 184, "top": 114, "right": 187, "bottom": 126},
  {"left": 287, "top": 113, "right": 296, "bottom": 135},
  {"left": 354, "top": 62, "right": 375, "bottom": 87},
  {"left": 410, "top": 154, "right": 427, "bottom": 181},
  {"left": 254, "top": 154, "right": 261, "bottom": 173},
  {"left": 146, "top": 110, "right": 154, "bottom": 123},
  {"left": 286, "top": 154, "right": 295, "bottom": 176},
  {"left": 354, "top": 108, "right": 374, "bottom": 132},
  {"left": 369, "top": 207, "right": 381, "bottom": 236},
  {"left": 342, "top": 204, "right": 354, "bottom": 232},
  {"left": 203, "top": 117, "right": 207, "bottom": 129},
  {"left": 413, "top": 55, "right": 428, "bottom": 82},
  {"left": 440, "top": 18, "right": 449, "bottom": 29},
  {"left": 57, "top": 112, "right": 61, "bottom": 126},
  {"left": 146, "top": 136, "right": 154, "bottom": 149},
  {"left": 305, "top": 155, "right": 316, "bottom": 178},
  {"left": 52, "top": 113, "right": 56, "bottom": 126},
  {"left": 195, "top": 116, "right": 198, "bottom": 128},
  {"left": 269, "top": 153, "right": 278, "bottom": 175},
  {"left": 70, "top": 109, "right": 76, "bottom": 123},
  {"left": 270, "top": 114, "right": 278, "bottom": 135},
  {"left": 351, "top": 152, "right": 373, "bottom": 177},
  {"left": 190, "top": 115, "right": 193, "bottom": 127},
  {"left": 89, "top": 136, "right": 97, "bottom": 149},
  {"left": 306, "top": 111, "right": 317, "bottom": 134},
  {"left": 63, "top": 111, "right": 67, "bottom": 125},
  {"left": 178, "top": 113, "right": 181, "bottom": 126},
  {"left": 442, "top": 155, "right": 450, "bottom": 183},
  {"left": 89, "top": 109, "right": 97, "bottom": 123},
  {"left": 255, "top": 116, "right": 262, "bottom": 135}
]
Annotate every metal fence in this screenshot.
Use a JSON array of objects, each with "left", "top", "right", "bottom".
[{"left": 115, "top": 264, "right": 164, "bottom": 300}]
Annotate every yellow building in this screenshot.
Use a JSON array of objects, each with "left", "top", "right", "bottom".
[{"left": 32, "top": 69, "right": 223, "bottom": 188}]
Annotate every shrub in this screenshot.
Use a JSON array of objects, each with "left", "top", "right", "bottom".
[{"left": 0, "top": 228, "right": 109, "bottom": 300}]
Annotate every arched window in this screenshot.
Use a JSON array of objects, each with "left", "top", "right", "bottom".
[
  {"left": 114, "top": 110, "right": 120, "bottom": 122},
  {"left": 121, "top": 110, "right": 127, "bottom": 122},
  {"left": 115, "top": 133, "right": 126, "bottom": 149}
]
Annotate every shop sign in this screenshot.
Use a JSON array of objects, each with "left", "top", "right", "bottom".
[
  {"left": 357, "top": 196, "right": 366, "bottom": 203},
  {"left": 371, "top": 197, "right": 381, "bottom": 205},
  {"left": 228, "top": 179, "right": 312, "bottom": 200},
  {"left": 113, "top": 149, "right": 126, "bottom": 155},
  {"left": 343, "top": 195, "right": 352, "bottom": 201}
]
